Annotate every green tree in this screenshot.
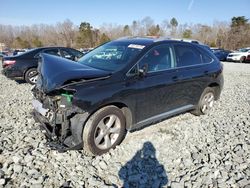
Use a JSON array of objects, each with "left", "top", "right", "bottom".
[
  {"left": 170, "top": 17, "right": 178, "bottom": 37},
  {"left": 132, "top": 20, "right": 138, "bottom": 36},
  {"left": 123, "top": 25, "right": 131, "bottom": 36},
  {"left": 231, "top": 16, "right": 248, "bottom": 27},
  {"left": 98, "top": 33, "right": 110, "bottom": 45},
  {"left": 170, "top": 17, "right": 178, "bottom": 28},
  {"left": 147, "top": 24, "right": 160, "bottom": 36},
  {"left": 32, "top": 37, "right": 43, "bottom": 47},
  {"left": 209, "top": 41, "right": 216, "bottom": 47},
  {"left": 228, "top": 16, "right": 250, "bottom": 49},
  {"left": 14, "top": 37, "right": 31, "bottom": 48},
  {"left": 182, "top": 29, "right": 192, "bottom": 38},
  {"left": 77, "top": 22, "right": 94, "bottom": 48}
]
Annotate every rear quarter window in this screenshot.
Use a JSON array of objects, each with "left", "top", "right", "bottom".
[
  {"left": 174, "top": 44, "right": 202, "bottom": 67},
  {"left": 196, "top": 47, "right": 215, "bottom": 64}
]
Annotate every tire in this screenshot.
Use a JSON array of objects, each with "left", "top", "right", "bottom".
[
  {"left": 239, "top": 56, "right": 246, "bottom": 63},
  {"left": 191, "top": 87, "right": 215, "bottom": 116},
  {"left": 83, "top": 106, "right": 126, "bottom": 156},
  {"left": 25, "top": 68, "right": 38, "bottom": 84}
]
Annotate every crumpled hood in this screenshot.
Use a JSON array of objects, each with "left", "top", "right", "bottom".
[{"left": 37, "top": 53, "right": 111, "bottom": 93}]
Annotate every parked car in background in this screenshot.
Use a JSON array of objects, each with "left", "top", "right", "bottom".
[
  {"left": 13, "top": 49, "right": 30, "bottom": 56},
  {"left": 0, "top": 52, "right": 7, "bottom": 62},
  {"left": 32, "top": 37, "right": 223, "bottom": 155},
  {"left": 2, "top": 47, "right": 83, "bottom": 84},
  {"left": 80, "top": 48, "right": 94, "bottom": 55},
  {"left": 226, "top": 48, "right": 250, "bottom": 63},
  {"left": 0, "top": 51, "right": 8, "bottom": 56},
  {"left": 246, "top": 54, "right": 250, "bottom": 63},
  {"left": 211, "top": 47, "right": 223, "bottom": 52},
  {"left": 213, "top": 49, "right": 232, "bottom": 61}
]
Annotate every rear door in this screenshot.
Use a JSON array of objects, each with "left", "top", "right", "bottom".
[{"left": 172, "top": 43, "right": 214, "bottom": 106}]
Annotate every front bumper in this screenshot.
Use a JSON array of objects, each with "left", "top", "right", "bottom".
[
  {"left": 226, "top": 56, "right": 241, "bottom": 62},
  {"left": 32, "top": 98, "right": 87, "bottom": 151}
]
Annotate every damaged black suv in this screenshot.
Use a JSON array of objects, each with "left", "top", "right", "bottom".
[{"left": 32, "top": 37, "right": 223, "bottom": 155}]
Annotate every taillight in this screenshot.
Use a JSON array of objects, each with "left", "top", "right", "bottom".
[{"left": 3, "top": 60, "right": 16, "bottom": 67}]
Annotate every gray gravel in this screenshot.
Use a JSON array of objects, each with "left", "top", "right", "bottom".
[{"left": 0, "top": 62, "right": 250, "bottom": 187}]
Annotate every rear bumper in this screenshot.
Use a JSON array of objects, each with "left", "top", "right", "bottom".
[{"left": 2, "top": 67, "right": 24, "bottom": 80}]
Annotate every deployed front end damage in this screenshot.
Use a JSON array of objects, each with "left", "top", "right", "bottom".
[
  {"left": 31, "top": 54, "right": 111, "bottom": 152},
  {"left": 32, "top": 86, "right": 88, "bottom": 151}
]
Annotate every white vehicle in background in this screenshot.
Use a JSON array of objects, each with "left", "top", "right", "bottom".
[{"left": 226, "top": 47, "right": 250, "bottom": 63}]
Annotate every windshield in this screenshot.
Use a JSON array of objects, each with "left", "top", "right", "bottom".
[
  {"left": 239, "top": 48, "right": 250, "bottom": 52},
  {"left": 78, "top": 42, "right": 143, "bottom": 72}
]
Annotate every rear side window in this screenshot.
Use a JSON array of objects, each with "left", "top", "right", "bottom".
[
  {"left": 60, "top": 49, "right": 74, "bottom": 59},
  {"left": 197, "top": 47, "right": 214, "bottom": 64},
  {"left": 66, "top": 48, "right": 83, "bottom": 58},
  {"left": 174, "top": 44, "right": 202, "bottom": 67},
  {"left": 139, "top": 44, "right": 174, "bottom": 73},
  {"left": 43, "top": 49, "right": 60, "bottom": 56},
  {"left": 201, "top": 53, "right": 214, "bottom": 64}
]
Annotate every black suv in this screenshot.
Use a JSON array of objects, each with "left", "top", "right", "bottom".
[
  {"left": 2, "top": 47, "right": 83, "bottom": 84},
  {"left": 32, "top": 37, "right": 223, "bottom": 155}
]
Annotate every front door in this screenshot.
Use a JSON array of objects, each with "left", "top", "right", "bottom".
[{"left": 126, "top": 44, "right": 182, "bottom": 123}]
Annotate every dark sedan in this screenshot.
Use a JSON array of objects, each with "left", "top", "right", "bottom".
[{"left": 2, "top": 47, "right": 83, "bottom": 84}]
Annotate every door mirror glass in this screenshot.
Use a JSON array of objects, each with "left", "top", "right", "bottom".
[{"left": 139, "top": 68, "right": 146, "bottom": 77}]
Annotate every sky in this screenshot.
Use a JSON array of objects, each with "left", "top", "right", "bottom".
[{"left": 0, "top": 0, "right": 249, "bottom": 28}]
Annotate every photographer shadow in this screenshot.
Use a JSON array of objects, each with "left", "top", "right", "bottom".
[{"left": 118, "top": 142, "right": 168, "bottom": 188}]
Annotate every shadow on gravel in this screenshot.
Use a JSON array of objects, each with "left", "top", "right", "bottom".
[
  {"left": 15, "top": 80, "right": 26, "bottom": 84},
  {"left": 118, "top": 142, "right": 168, "bottom": 188}
]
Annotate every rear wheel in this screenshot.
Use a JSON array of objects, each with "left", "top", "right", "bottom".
[
  {"left": 191, "top": 87, "right": 215, "bottom": 116},
  {"left": 83, "top": 106, "right": 126, "bottom": 156},
  {"left": 25, "top": 68, "right": 38, "bottom": 84}
]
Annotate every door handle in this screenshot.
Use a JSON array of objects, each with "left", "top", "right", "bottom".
[{"left": 172, "top": 76, "right": 179, "bottom": 81}]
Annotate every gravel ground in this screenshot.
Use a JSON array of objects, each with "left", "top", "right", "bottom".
[{"left": 0, "top": 62, "right": 250, "bottom": 188}]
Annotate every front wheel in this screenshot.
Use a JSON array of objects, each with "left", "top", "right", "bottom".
[
  {"left": 83, "top": 106, "right": 126, "bottom": 156},
  {"left": 25, "top": 68, "right": 38, "bottom": 84},
  {"left": 191, "top": 87, "right": 215, "bottom": 116}
]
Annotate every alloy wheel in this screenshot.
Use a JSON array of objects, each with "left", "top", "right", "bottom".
[
  {"left": 28, "top": 71, "right": 38, "bottom": 84},
  {"left": 201, "top": 92, "right": 214, "bottom": 113},
  {"left": 94, "top": 114, "right": 121, "bottom": 150}
]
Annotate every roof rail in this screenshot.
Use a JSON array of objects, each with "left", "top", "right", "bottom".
[
  {"left": 115, "top": 36, "right": 205, "bottom": 45},
  {"left": 155, "top": 37, "right": 204, "bottom": 44}
]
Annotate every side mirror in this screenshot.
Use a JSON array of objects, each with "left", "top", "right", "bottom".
[
  {"left": 138, "top": 64, "right": 148, "bottom": 77},
  {"left": 138, "top": 68, "right": 146, "bottom": 77}
]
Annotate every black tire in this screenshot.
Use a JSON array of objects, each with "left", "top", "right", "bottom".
[
  {"left": 239, "top": 56, "right": 246, "bottom": 63},
  {"left": 191, "top": 87, "right": 215, "bottom": 116},
  {"left": 24, "top": 68, "right": 38, "bottom": 84},
  {"left": 83, "top": 106, "right": 126, "bottom": 156}
]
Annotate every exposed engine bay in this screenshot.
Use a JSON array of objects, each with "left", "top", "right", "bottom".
[{"left": 31, "top": 86, "right": 88, "bottom": 152}]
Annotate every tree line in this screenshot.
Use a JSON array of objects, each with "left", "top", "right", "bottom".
[{"left": 0, "top": 16, "right": 249, "bottom": 50}]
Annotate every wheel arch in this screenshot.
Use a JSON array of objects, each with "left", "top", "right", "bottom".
[
  {"left": 23, "top": 66, "right": 38, "bottom": 78},
  {"left": 69, "top": 102, "right": 133, "bottom": 148},
  {"left": 208, "top": 82, "right": 221, "bottom": 100},
  {"left": 89, "top": 102, "right": 133, "bottom": 131}
]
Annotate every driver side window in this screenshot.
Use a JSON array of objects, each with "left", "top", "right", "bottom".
[{"left": 139, "top": 45, "right": 174, "bottom": 73}]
